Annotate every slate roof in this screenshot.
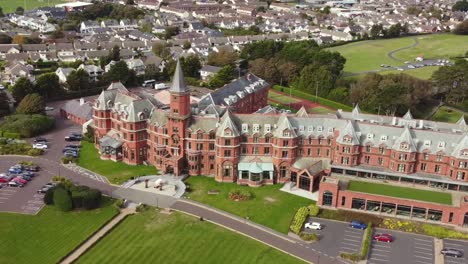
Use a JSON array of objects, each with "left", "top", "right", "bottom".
[
  {"left": 170, "top": 59, "right": 188, "bottom": 94},
  {"left": 62, "top": 99, "right": 93, "bottom": 120}
]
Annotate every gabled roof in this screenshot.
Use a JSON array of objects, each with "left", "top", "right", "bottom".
[
  {"left": 216, "top": 110, "right": 240, "bottom": 137},
  {"left": 107, "top": 81, "right": 129, "bottom": 92},
  {"left": 451, "top": 134, "right": 468, "bottom": 159},
  {"left": 170, "top": 59, "right": 188, "bottom": 94},
  {"left": 352, "top": 104, "right": 361, "bottom": 119},
  {"left": 296, "top": 106, "right": 309, "bottom": 117},
  {"left": 456, "top": 115, "right": 466, "bottom": 127},
  {"left": 392, "top": 126, "right": 417, "bottom": 152},
  {"left": 337, "top": 120, "right": 360, "bottom": 145},
  {"left": 274, "top": 113, "right": 297, "bottom": 138},
  {"left": 402, "top": 110, "right": 413, "bottom": 120}
]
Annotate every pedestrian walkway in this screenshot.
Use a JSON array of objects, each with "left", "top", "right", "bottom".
[
  {"left": 60, "top": 207, "right": 136, "bottom": 264},
  {"left": 64, "top": 163, "right": 110, "bottom": 184}
]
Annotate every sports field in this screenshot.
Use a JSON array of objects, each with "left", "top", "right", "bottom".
[
  {"left": 76, "top": 210, "right": 305, "bottom": 264},
  {"left": 328, "top": 34, "right": 468, "bottom": 79},
  {"left": 0, "top": 0, "right": 65, "bottom": 12},
  {"left": 431, "top": 106, "right": 465, "bottom": 123}
]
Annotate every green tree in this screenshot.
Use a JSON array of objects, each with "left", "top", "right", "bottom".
[
  {"left": 387, "top": 23, "right": 402, "bottom": 38},
  {"left": 15, "top": 6, "right": 24, "bottom": 15},
  {"left": 53, "top": 187, "right": 73, "bottom": 212},
  {"left": 49, "top": 30, "right": 64, "bottom": 39},
  {"left": 208, "top": 65, "right": 235, "bottom": 88},
  {"left": 67, "top": 69, "right": 90, "bottom": 93},
  {"left": 109, "top": 45, "right": 120, "bottom": 61},
  {"left": 433, "top": 60, "right": 468, "bottom": 104},
  {"left": 126, "top": 0, "right": 136, "bottom": 4},
  {"left": 16, "top": 93, "right": 45, "bottom": 115},
  {"left": 180, "top": 55, "right": 202, "bottom": 78},
  {"left": 293, "top": 65, "right": 334, "bottom": 97},
  {"left": 164, "top": 26, "right": 180, "bottom": 39},
  {"left": 0, "top": 7, "right": 4, "bottom": 17},
  {"left": 453, "top": 0, "right": 468, "bottom": 11},
  {"left": 182, "top": 40, "right": 191, "bottom": 50},
  {"left": 107, "top": 60, "right": 137, "bottom": 86},
  {"left": 207, "top": 49, "right": 238, "bottom": 67},
  {"left": 0, "top": 92, "right": 10, "bottom": 116},
  {"left": 454, "top": 20, "right": 468, "bottom": 35},
  {"left": 144, "top": 64, "right": 160, "bottom": 81},
  {"left": 140, "top": 23, "right": 152, "bottom": 33},
  {"left": 370, "top": 24, "right": 383, "bottom": 39},
  {"left": 248, "top": 58, "right": 280, "bottom": 84},
  {"left": 152, "top": 42, "right": 171, "bottom": 59},
  {"left": 11, "top": 77, "right": 34, "bottom": 102},
  {"left": 0, "top": 33, "right": 11, "bottom": 44},
  {"left": 35, "top": 73, "right": 62, "bottom": 99}
]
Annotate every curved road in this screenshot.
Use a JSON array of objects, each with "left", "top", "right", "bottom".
[{"left": 387, "top": 36, "right": 419, "bottom": 62}]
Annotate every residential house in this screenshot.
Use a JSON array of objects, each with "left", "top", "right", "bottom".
[
  {"left": 77, "top": 64, "right": 103, "bottom": 82},
  {"left": 125, "top": 58, "right": 146, "bottom": 76},
  {"left": 80, "top": 21, "right": 101, "bottom": 34},
  {"left": 200, "top": 65, "right": 222, "bottom": 80},
  {"left": 55, "top": 67, "right": 75, "bottom": 83},
  {"left": 3, "top": 62, "right": 34, "bottom": 85}
]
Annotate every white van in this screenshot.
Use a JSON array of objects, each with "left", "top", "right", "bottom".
[
  {"left": 142, "top": 79, "right": 156, "bottom": 87},
  {"left": 154, "top": 83, "right": 168, "bottom": 90}
]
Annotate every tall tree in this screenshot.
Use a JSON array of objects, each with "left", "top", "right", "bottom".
[
  {"left": 164, "top": 26, "right": 180, "bottom": 40},
  {"left": 0, "top": 7, "right": 4, "bottom": 17},
  {"left": 109, "top": 45, "right": 120, "bottom": 61},
  {"left": 66, "top": 69, "right": 90, "bottom": 93},
  {"left": 15, "top": 6, "right": 24, "bottom": 15},
  {"left": 35, "top": 73, "right": 62, "bottom": 99},
  {"left": 11, "top": 77, "right": 34, "bottom": 102},
  {"left": 144, "top": 64, "right": 160, "bottom": 81},
  {"left": 16, "top": 93, "right": 45, "bottom": 115},
  {"left": 107, "top": 60, "right": 137, "bottom": 86},
  {"left": 453, "top": 0, "right": 468, "bottom": 12},
  {"left": 433, "top": 60, "right": 468, "bottom": 104},
  {"left": 207, "top": 49, "right": 238, "bottom": 67},
  {"left": 180, "top": 55, "right": 202, "bottom": 78},
  {"left": 208, "top": 65, "right": 235, "bottom": 88},
  {"left": 152, "top": 42, "right": 171, "bottom": 59},
  {"left": 454, "top": 20, "right": 468, "bottom": 35},
  {"left": 293, "top": 65, "right": 334, "bottom": 97}
]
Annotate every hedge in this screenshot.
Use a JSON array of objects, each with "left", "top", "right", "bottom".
[
  {"left": 340, "top": 252, "right": 360, "bottom": 263},
  {"left": 360, "top": 222, "right": 373, "bottom": 260},
  {"left": 0, "top": 114, "right": 54, "bottom": 138},
  {"left": 1, "top": 131, "right": 20, "bottom": 139},
  {"left": 308, "top": 204, "right": 319, "bottom": 216},
  {"left": 290, "top": 206, "right": 309, "bottom": 234},
  {"left": 53, "top": 187, "right": 73, "bottom": 212},
  {"left": 299, "top": 232, "right": 319, "bottom": 242}
]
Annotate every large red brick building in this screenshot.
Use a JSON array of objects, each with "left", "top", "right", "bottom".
[{"left": 92, "top": 61, "right": 468, "bottom": 227}]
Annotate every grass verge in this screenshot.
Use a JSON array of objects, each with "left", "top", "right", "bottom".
[
  {"left": 76, "top": 209, "right": 305, "bottom": 264},
  {"left": 77, "top": 141, "right": 157, "bottom": 184},
  {"left": 185, "top": 176, "right": 312, "bottom": 233},
  {"left": 0, "top": 199, "right": 118, "bottom": 264}
]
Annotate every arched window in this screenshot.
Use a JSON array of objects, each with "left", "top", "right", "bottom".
[{"left": 322, "top": 191, "right": 333, "bottom": 206}]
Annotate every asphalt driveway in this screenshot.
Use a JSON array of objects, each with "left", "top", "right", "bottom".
[{"left": 442, "top": 239, "right": 468, "bottom": 264}]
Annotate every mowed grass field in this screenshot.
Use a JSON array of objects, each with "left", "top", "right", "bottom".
[
  {"left": 268, "top": 89, "right": 300, "bottom": 104},
  {"left": 77, "top": 141, "right": 158, "bottom": 184},
  {"left": 380, "top": 66, "right": 440, "bottom": 79},
  {"left": 348, "top": 181, "right": 453, "bottom": 205},
  {"left": 185, "top": 176, "right": 312, "bottom": 233},
  {"left": 328, "top": 34, "right": 468, "bottom": 79},
  {"left": 431, "top": 106, "right": 465, "bottom": 123},
  {"left": 0, "top": 0, "right": 66, "bottom": 12},
  {"left": 76, "top": 210, "right": 305, "bottom": 264},
  {"left": 0, "top": 200, "right": 118, "bottom": 264}
]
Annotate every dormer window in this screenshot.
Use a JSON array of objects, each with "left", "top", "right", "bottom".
[
  {"left": 380, "top": 135, "right": 387, "bottom": 141},
  {"left": 283, "top": 130, "right": 290, "bottom": 137},
  {"left": 224, "top": 128, "right": 231, "bottom": 137},
  {"left": 242, "top": 124, "right": 248, "bottom": 132},
  {"left": 265, "top": 124, "right": 271, "bottom": 133},
  {"left": 317, "top": 126, "right": 323, "bottom": 132},
  {"left": 299, "top": 125, "right": 304, "bottom": 132},
  {"left": 438, "top": 141, "right": 446, "bottom": 148},
  {"left": 424, "top": 140, "right": 431, "bottom": 147},
  {"left": 308, "top": 126, "right": 313, "bottom": 132},
  {"left": 463, "top": 151, "right": 468, "bottom": 157},
  {"left": 253, "top": 124, "right": 260, "bottom": 132},
  {"left": 328, "top": 127, "right": 334, "bottom": 133},
  {"left": 400, "top": 143, "right": 409, "bottom": 150},
  {"left": 367, "top": 133, "right": 374, "bottom": 139},
  {"left": 343, "top": 136, "right": 352, "bottom": 143}
]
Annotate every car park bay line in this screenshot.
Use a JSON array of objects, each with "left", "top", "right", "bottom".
[
  {"left": 444, "top": 242, "right": 465, "bottom": 249},
  {"left": 340, "top": 246, "right": 357, "bottom": 252},
  {"left": 414, "top": 255, "right": 433, "bottom": 260},
  {"left": 370, "top": 248, "right": 391, "bottom": 253},
  {"left": 414, "top": 246, "right": 433, "bottom": 251},
  {"left": 341, "top": 241, "right": 359, "bottom": 247},
  {"left": 413, "top": 250, "right": 433, "bottom": 256},
  {"left": 343, "top": 238, "right": 362, "bottom": 243}
]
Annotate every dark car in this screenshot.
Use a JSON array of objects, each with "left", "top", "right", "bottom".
[
  {"left": 62, "top": 148, "right": 79, "bottom": 153},
  {"left": 8, "top": 181, "right": 24, "bottom": 188},
  {"left": 65, "top": 144, "right": 80, "bottom": 149},
  {"left": 63, "top": 150, "right": 78, "bottom": 158},
  {"left": 25, "top": 165, "right": 40, "bottom": 172},
  {"left": 65, "top": 135, "right": 82, "bottom": 142},
  {"left": 34, "top": 137, "right": 48, "bottom": 143},
  {"left": 19, "top": 175, "right": 32, "bottom": 181},
  {"left": 441, "top": 248, "right": 463, "bottom": 258},
  {"left": 351, "top": 221, "right": 368, "bottom": 230},
  {"left": 22, "top": 171, "right": 35, "bottom": 177}
]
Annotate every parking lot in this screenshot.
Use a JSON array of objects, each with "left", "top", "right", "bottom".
[
  {"left": 306, "top": 217, "right": 365, "bottom": 258},
  {"left": 0, "top": 160, "right": 52, "bottom": 214},
  {"left": 368, "top": 228, "right": 434, "bottom": 264},
  {"left": 443, "top": 239, "right": 468, "bottom": 264}
]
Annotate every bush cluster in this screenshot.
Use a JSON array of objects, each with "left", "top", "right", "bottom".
[
  {"left": 318, "top": 209, "right": 383, "bottom": 226},
  {"left": 339, "top": 252, "right": 360, "bottom": 263},
  {"left": 308, "top": 204, "right": 319, "bottom": 216},
  {"left": 228, "top": 189, "right": 253, "bottom": 201},
  {"left": 0, "top": 114, "right": 54, "bottom": 138},
  {"left": 360, "top": 222, "right": 373, "bottom": 260},
  {"left": 44, "top": 177, "right": 102, "bottom": 212},
  {"left": 61, "top": 156, "right": 77, "bottom": 164},
  {"left": 0, "top": 141, "right": 43, "bottom": 156},
  {"left": 290, "top": 207, "right": 308, "bottom": 234},
  {"left": 422, "top": 224, "right": 468, "bottom": 239},
  {"left": 299, "top": 232, "right": 319, "bottom": 242},
  {"left": 381, "top": 218, "right": 421, "bottom": 233}
]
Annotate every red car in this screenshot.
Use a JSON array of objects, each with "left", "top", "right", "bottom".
[
  {"left": 12, "top": 177, "right": 27, "bottom": 184},
  {"left": 373, "top": 233, "right": 393, "bottom": 243},
  {"left": 0, "top": 177, "right": 9, "bottom": 183}
]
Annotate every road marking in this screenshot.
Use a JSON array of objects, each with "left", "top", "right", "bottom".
[
  {"left": 444, "top": 243, "right": 465, "bottom": 248},
  {"left": 414, "top": 237, "right": 430, "bottom": 242},
  {"left": 371, "top": 248, "right": 391, "bottom": 253},
  {"left": 414, "top": 246, "right": 433, "bottom": 251},
  {"left": 0, "top": 197, "right": 8, "bottom": 199},
  {"left": 341, "top": 241, "right": 358, "bottom": 247},
  {"left": 445, "top": 260, "right": 464, "bottom": 264},
  {"left": 345, "top": 229, "right": 363, "bottom": 234},
  {"left": 369, "top": 257, "right": 389, "bottom": 262},
  {"left": 414, "top": 255, "right": 433, "bottom": 260},
  {"left": 413, "top": 260, "right": 431, "bottom": 264},
  {"left": 340, "top": 246, "right": 357, "bottom": 251},
  {"left": 370, "top": 253, "right": 389, "bottom": 258},
  {"left": 343, "top": 238, "right": 361, "bottom": 243},
  {"left": 414, "top": 250, "right": 433, "bottom": 256},
  {"left": 344, "top": 234, "right": 362, "bottom": 239},
  {"left": 372, "top": 244, "right": 391, "bottom": 249}
]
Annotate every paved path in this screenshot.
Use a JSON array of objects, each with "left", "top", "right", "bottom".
[
  {"left": 172, "top": 200, "right": 344, "bottom": 264},
  {"left": 60, "top": 207, "right": 136, "bottom": 264},
  {"left": 387, "top": 36, "right": 419, "bottom": 62}
]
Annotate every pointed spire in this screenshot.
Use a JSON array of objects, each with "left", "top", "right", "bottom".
[
  {"left": 170, "top": 59, "right": 188, "bottom": 93},
  {"left": 107, "top": 81, "right": 128, "bottom": 92},
  {"left": 274, "top": 113, "right": 297, "bottom": 138},
  {"left": 296, "top": 106, "right": 309, "bottom": 117},
  {"left": 451, "top": 134, "right": 468, "bottom": 158},
  {"left": 456, "top": 115, "right": 466, "bottom": 126},
  {"left": 352, "top": 104, "right": 361, "bottom": 119},
  {"left": 402, "top": 110, "right": 413, "bottom": 120},
  {"left": 392, "top": 126, "right": 417, "bottom": 152},
  {"left": 216, "top": 110, "right": 240, "bottom": 137},
  {"left": 338, "top": 120, "right": 360, "bottom": 145}
]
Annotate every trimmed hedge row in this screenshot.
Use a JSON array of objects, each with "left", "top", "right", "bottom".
[
  {"left": 44, "top": 177, "right": 103, "bottom": 211},
  {"left": 290, "top": 206, "right": 308, "bottom": 234},
  {"left": 0, "top": 131, "right": 21, "bottom": 139},
  {"left": 361, "top": 222, "right": 373, "bottom": 260}
]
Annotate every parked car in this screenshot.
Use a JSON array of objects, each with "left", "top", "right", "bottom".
[
  {"left": 65, "top": 144, "right": 80, "bottom": 149},
  {"left": 44, "top": 182, "right": 57, "bottom": 188},
  {"left": 24, "top": 165, "right": 40, "bottom": 172},
  {"left": 8, "top": 181, "right": 24, "bottom": 188},
  {"left": 45, "top": 106, "right": 54, "bottom": 111},
  {"left": 63, "top": 150, "right": 78, "bottom": 158},
  {"left": 37, "top": 186, "right": 52, "bottom": 194},
  {"left": 65, "top": 135, "right": 82, "bottom": 141},
  {"left": 373, "top": 233, "right": 393, "bottom": 243},
  {"left": 22, "top": 171, "right": 35, "bottom": 177},
  {"left": 351, "top": 221, "right": 367, "bottom": 229},
  {"left": 12, "top": 177, "right": 27, "bottom": 184},
  {"left": 33, "top": 143, "right": 48, "bottom": 149},
  {"left": 34, "top": 137, "right": 48, "bottom": 143},
  {"left": 8, "top": 167, "right": 22, "bottom": 174},
  {"left": 0, "top": 177, "right": 10, "bottom": 183},
  {"left": 19, "top": 175, "right": 32, "bottom": 181},
  {"left": 441, "top": 248, "right": 463, "bottom": 258},
  {"left": 305, "top": 222, "right": 323, "bottom": 230},
  {"left": 62, "top": 147, "right": 79, "bottom": 153}
]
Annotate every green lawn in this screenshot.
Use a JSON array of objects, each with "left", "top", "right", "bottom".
[
  {"left": 328, "top": 34, "right": 468, "bottom": 79},
  {"left": 268, "top": 90, "right": 300, "bottom": 104},
  {"left": 77, "top": 141, "right": 158, "bottom": 185},
  {"left": 308, "top": 106, "right": 335, "bottom": 114},
  {"left": 380, "top": 66, "right": 440, "bottom": 79},
  {"left": 77, "top": 210, "right": 305, "bottom": 264},
  {"left": 347, "top": 181, "right": 453, "bottom": 205},
  {"left": 0, "top": 0, "right": 66, "bottom": 12},
  {"left": 431, "top": 106, "right": 465, "bottom": 123},
  {"left": 185, "top": 176, "right": 312, "bottom": 233},
  {"left": 0, "top": 200, "right": 118, "bottom": 264}
]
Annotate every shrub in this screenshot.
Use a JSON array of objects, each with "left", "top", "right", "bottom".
[
  {"left": 53, "top": 187, "right": 72, "bottom": 212},
  {"left": 318, "top": 209, "right": 383, "bottom": 226},
  {"left": 27, "top": 148, "right": 43, "bottom": 156},
  {"left": 43, "top": 188, "right": 55, "bottom": 205},
  {"left": 2, "top": 132, "right": 20, "bottom": 139},
  {"left": 340, "top": 252, "right": 360, "bottom": 263},
  {"left": 422, "top": 224, "right": 468, "bottom": 239},
  {"left": 136, "top": 203, "right": 149, "bottom": 212},
  {"left": 360, "top": 222, "right": 373, "bottom": 260},
  {"left": 82, "top": 189, "right": 102, "bottom": 210},
  {"left": 0, "top": 114, "right": 54, "bottom": 138},
  {"left": 18, "top": 160, "right": 35, "bottom": 166},
  {"left": 52, "top": 176, "right": 74, "bottom": 190},
  {"left": 299, "top": 232, "right": 319, "bottom": 242},
  {"left": 114, "top": 198, "right": 125, "bottom": 209},
  {"left": 228, "top": 189, "right": 253, "bottom": 201},
  {"left": 0, "top": 142, "right": 35, "bottom": 155},
  {"left": 61, "top": 156, "right": 77, "bottom": 164},
  {"left": 290, "top": 207, "right": 309, "bottom": 234},
  {"left": 308, "top": 204, "right": 319, "bottom": 216}
]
